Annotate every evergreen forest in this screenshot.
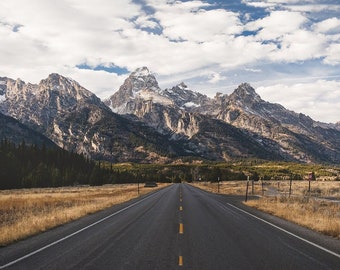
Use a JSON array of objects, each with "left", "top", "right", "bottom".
[
  {"left": 0, "top": 139, "right": 114, "bottom": 189},
  {"left": 1, "top": 139, "right": 338, "bottom": 190}
]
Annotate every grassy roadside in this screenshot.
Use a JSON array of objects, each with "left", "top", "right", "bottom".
[
  {"left": 190, "top": 181, "right": 340, "bottom": 238},
  {"left": 245, "top": 196, "right": 339, "bottom": 238},
  {"left": 0, "top": 183, "right": 168, "bottom": 246}
]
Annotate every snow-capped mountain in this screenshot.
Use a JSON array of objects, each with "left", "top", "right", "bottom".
[
  {"left": 1, "top": 68, "right": 339, "bottom": 163},
  {"left": 105, "top": 67, "right": 173, "bottom": 114},
  {"left": 106, "top": 68, "right": 340, "bottom": 163},
  {"left": 0, "top": 74, "right": 104, "bottom": 132},
  {"left": 0, "top": 73, "right": 191, "bottom": 162},
  {"left": 104, "top": 67, "right": 202, "bottom": 138}
]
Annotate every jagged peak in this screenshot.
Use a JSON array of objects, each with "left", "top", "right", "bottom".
[
  {"left": 231, "top": 83, "right": 262, "bottom": 102},
  {"left": 36, "top": 73, "right": 97, "bottom": 102},
  {"left": 235, "top": 83, "right": 256, "bottom": 94},
  {"left": 43, "top": 73, "right": 76, "bottom": 85},
  {"left": 130, "top": 67, "right": 152, "bottom": 78},
  {"left": 177, "top": 82, "right": 188, "bottom": 89},
  {"left": 48, "top": 72, "right": 62, "bottom": 78},
  {"left": 122, "top": 67, "right": 160, "bottom": 94}
]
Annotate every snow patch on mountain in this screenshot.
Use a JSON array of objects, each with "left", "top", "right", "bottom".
[
  {"left": 132, "top": 66, "right": 151, "bottom": 77},
  {"left": 183, "top": 102, "right": 199, "bottom": 108},
  {"left": 136, "top": 89, "right": 173, "bottom": 105}
]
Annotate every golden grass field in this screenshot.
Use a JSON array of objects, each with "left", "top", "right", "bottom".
[
  {"left": 245, "top": 196, "right": 340, "bottom": 238},
  {"left": 0, "top": 183, "right": 168, "bottom": 246},
  {"left": 191, "top": 180, "right": 340, "bottom": 238}
]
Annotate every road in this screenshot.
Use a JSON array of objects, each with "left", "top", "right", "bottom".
[{"left": 0, "top": 184, "right": 339, "bottom": 269}]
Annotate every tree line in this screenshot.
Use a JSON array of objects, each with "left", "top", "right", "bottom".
[
  {"left": 0, "top": 139, "right": 186, "bottom": 189},
  {"left": 0, "top": 138, "right": 249, "bottom": 189},
  {"left": 2, "top": 139, "right": 336, "bottom": 189},
  {"left": 0, "top": 139, "right": 114, "bottom": 189}
]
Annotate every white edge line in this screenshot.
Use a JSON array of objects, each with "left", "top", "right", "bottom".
[
  {"left": 0, "top": 190, "right": 162, "bottom": 269},
  {"left": 227, "top": 203, "right": 340, "bottom": 259}
]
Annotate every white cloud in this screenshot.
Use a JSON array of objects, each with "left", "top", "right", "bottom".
[
  {"left": 256, "top": 80, "right": 340, "bottom": 123},
  {"left": 156, "top": 8, "right": 242, "bottom": 42},
  {"left": 134, "top": 16, "right": 160, "bottom": 30},
  {"left": 0, "top": 0, "right": 339, "bottom": 122},
  {"left": 244, "top": 67, "right": 262, "bottom": 73},
  {"left": 65, "top": 68, "right": 126, "bottom": 100},
  {"left": 241, "top": 0, "right": 275, "bottom": 9},
  {"left": 208, "top": 72, "right": 227, "bottom": 84},
  {"left": 269, "top": 30, "right": 326, "bottom": 62},
  {"left": 285, "top": 4, "right": 340, "bottom": 13},
  {"left": 313, "top": 17, "right": 340, "bottom": 34},
  {"left": 323, "top": 44, "right": 340, "bottom": 65},
  {"left": 246, "top": 10, "right": 307, "bottom": 40}
]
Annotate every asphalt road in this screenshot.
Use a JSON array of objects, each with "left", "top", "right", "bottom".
[{"left": 0, "top": 184, "right": 339, "bottom": 269}]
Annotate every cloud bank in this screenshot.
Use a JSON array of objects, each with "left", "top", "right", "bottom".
[{"left": 0, "top": 0, "right": 339, "bottom": 122}]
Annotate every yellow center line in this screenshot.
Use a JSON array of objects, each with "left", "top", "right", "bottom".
[
  {"left": 179, "top": 206, "right": 183, "bottom": 211},
  {"left": 179, "top": 223, "right": 184, "bottom": 234},
  {"left": 179, "top": 256, "right": 183, "bottom": 266}
]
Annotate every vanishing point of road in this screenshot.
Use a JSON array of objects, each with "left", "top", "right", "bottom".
[{"left": 0, "top": 184, "right": 339, "bottom": 269}]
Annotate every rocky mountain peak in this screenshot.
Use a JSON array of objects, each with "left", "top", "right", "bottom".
[
  {"left": 45, "top": 73, "right": 64, "bottom": 83},
  {"left": 178, "top": 82, "right": 188, "bottom": 89},
  {"left": 1, "top": 71, "right": 340, "bottom": 164},
  {"left": 38, "top": 73, "right": 95, "bottom": 102},
  {"left": 160, "top": 82, "right": 211, "bottom": 109},
  {"left": 127, "top": 67, "right": 160, "bottom": 93},
  {"left": 105, "top": 67, "right": 170, "bottom": 113},
  {"left": 230, "top": 83, "right": 262, "bottom": 104},
  {"left": 130, "top": 66, "right": 151, "bottom": 77},
  {"left": 0, "top": 73, "right": 103, "bottom": 131}
]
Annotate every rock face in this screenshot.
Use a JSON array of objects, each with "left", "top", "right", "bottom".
[
  {"left": 1, "top": 68, "right": 339, "bottom": 163},
  {"left": 104, "top": 67, "right": 202, "bottom": 139},
  {"left": 0, "top": 112, "right": 56, "bottom": 147},
  {"left": 105, "top": 69, "right": 340, "bottom": 163},
  {"left": 0, "top": 74, "right": 104, "bottom": 132},
  {"left": 0, "top": 73, "right": 190, "bottom": 162},
  {"left": 214, "top": 83, "right": 340, "bottom": 163}
]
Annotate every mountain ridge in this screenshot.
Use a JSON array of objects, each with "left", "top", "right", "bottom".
[
  {"left": 1, "top": 68, "right": 339, "bottom": 164},
  {"left": 105, "top": 67, "right": 340, "bottom": 163}
]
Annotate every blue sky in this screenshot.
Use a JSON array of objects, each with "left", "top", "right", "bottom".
[{"left": 0, "top": 0, "right": 339, "bottom": 123}]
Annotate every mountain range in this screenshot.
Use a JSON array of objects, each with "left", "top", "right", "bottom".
[{"left": 1, "top": 67, "right": 339, "bottom": 164}]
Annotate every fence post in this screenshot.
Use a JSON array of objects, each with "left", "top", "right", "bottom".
[
  {"left": 289, "top": 174, "right": 292, "bottom": 197},
  {"left": 245, "top": 177, "right": 250, "bottom": 202}
]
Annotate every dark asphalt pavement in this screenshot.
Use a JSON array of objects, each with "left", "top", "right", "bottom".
[{"left": 0, "top": 183, "right": 339, "bottom": 269}]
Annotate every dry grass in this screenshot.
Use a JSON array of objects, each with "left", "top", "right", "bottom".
[
  {"left": 0, "top": 183, "right": 168, "bottom": 246},
  {"left": 191, "top": 180, "right": 339, "bottom": 199},
  {"left": 263, "top": 180, "right": 340, "bottom": 198},
  {"left": 190, "top": 181, "right": 255, "bottom": 195},
  {"left": 245, "top": 196, "right": 340, "bottom": 238},
  {"left": 191, "top": 180, "right": 340, "bottom": 238}
]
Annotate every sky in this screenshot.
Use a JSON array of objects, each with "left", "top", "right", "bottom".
[{"left": 0, "top": 0, "right": 339, "bottom": 123}]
